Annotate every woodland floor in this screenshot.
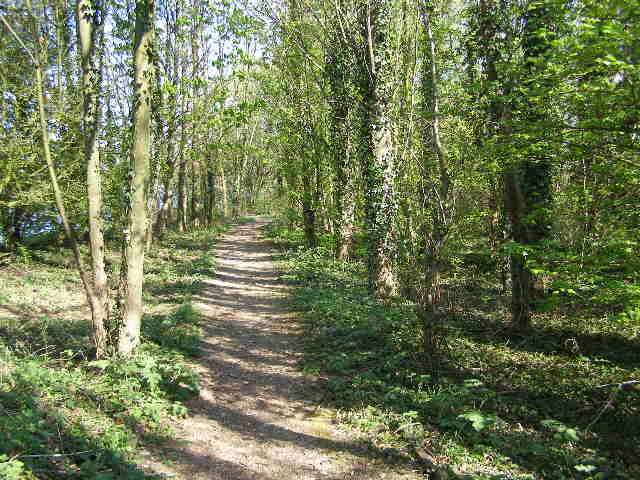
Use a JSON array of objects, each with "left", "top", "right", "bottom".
[{"left": 139, "top": 217, "right": 421, "bottom": 480}]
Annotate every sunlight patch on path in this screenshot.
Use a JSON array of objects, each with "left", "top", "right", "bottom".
[{"left": 140, "top": 218, "right": 421, "bottom": 480}]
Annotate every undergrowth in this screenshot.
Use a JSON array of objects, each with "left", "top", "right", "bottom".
[
  {"left": 0, "top": 226, "right": 226, "bottom": 479},
  {"left": 265, "top": 223, "right": 640, "bottom": 480}
]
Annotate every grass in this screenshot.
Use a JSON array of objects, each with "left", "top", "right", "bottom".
[
  {"left": 264, "top": 223, "right": 640, "bottom": 480},
  {"left": 0, "top": 225, "right": 227, "bottom": 479}
]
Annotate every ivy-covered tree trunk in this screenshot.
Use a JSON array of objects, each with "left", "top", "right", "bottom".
[
  {"left": 505, "top": 3, "right": 554, "bottom": 329},
  {"left": 118, "top": 0, "right": 155, "bottom": 357},
  {"left": 327, "top": 19, "right": 357, "bottom": 260},
  {"left": 146, "top": 61, "right": 165, "bottom": 249},
  {"left": 358, "top": 0, "right": 398, "bottom": 297},
  {"left": 337, "top": 146, "right": 357, "bottom": 259},
  {"left": 77, "top": 0, "right": 109, "bottom": 357},
  {"left": 468, "top": 0, "right": 510, "bottom": 293}
]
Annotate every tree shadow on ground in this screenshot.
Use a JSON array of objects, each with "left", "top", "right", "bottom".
[
  {"left": 0, "top": 307, "right": 95, "bottom": 358},
  {"left": 145, "top": 437, "right": 397, "bottom": 480},
  {"left": 0, "top": 301, "right": 206, "bottom": 479},
  {"left": 145, "top": 279, "right": 204, "bottom": 303},
  {"left": 449, "top": 310, "right": 640, "bottom": 370},
  {"left": 0, "top": 365, "right": 171, "bottom": 479},
  {"left": 278, "top": 247, "right": 639, "bottom": 478}
]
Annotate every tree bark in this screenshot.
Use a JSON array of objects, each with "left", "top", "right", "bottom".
[
  {"left": 13, "top": 0, "right": 107, "bottom": 357},
  {"left": 118, "top": 0, "right": 155, "bottom": 357},
  {"left": 77, "top": 0, "right": 109, "bottom": 357},
  {"left": 326, "top": 23, "right": 357, "bottom": 260},
  {"left": 302, "top": 171, "right": 317, "bottom": 248},
  {"left": 153, "top": 89, "right": 178, "bottom": 236},
  {"left": 358, "top": 0, "right": 398, "bottom": 298},
  {"left": 177, "top": 139, "right": 188, "bottom": 231},
  {"left": 177, "top": 51, "right": 188, "bottom": 231},
  {"left": 219, "top": 160, "right": 230, "bottom": 217},
  {"left": 417, "top": 3, "right": 451, "bottom": 356}
]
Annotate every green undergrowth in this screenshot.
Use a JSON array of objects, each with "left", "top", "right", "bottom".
[
  {"left": 264, "top": 223, "right": 640, "bottom": 480},
  {"left": 0, "top": 226, "right": 226, "bottom": 479}
]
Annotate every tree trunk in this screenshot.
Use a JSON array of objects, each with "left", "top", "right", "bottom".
[
  {"left": 177, "top": 148, "right": 187, "bottom": 231},
  {"left": 301, "top": 171, "right": 317, "bottom": 248},
  {"left": 338, "top": 171, "right": 356, "bottom": 259},
  {"left": 504, "top": 3, "right": 554, "bottom": 329},
  {"left": 146, "top": 64, "right": 165, "bottom": 250},
  {"left": 359, "top": 0, "right": 398, "bottom": 298},
  {"left": 189, "top": 22, "right": 199, "bottom": 228},
  {"left": 118, "top": 0, "right": 155, "bottom": 357},
  {"left": 8, "top": 208, "right": 22, "bottom": 251},
  {"left": 219, "top": 161, "right": 230, "bottom": 217},
  {"left": 15, "top": 0, "right": 107, "bottom": 357},
  {"left": 326, "top": 31, "right": 357, "bottom": 260},
  {"left": 206, "top": 167, "right": 216, "bottom": 225},
  {"left": 177, "top": 55, "right": 188, "bottom": 231},
  {"left": 77, "top": 0, "right": 109, "bottom": 357},
  {"left": 153, "top": 90, "right": 178, "bottom": 237},
  {"left": 417, "top": 3, "right": 451, "bottom": 357}
]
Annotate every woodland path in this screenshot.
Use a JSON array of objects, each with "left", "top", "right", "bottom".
[{"left": 141, "top": 217, "right": 421, "bottom": 480}]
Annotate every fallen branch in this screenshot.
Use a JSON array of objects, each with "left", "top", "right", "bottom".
[
  {"left": 596, "top": 380, "right": 640, "bottom": 390},
  {"left": 0, "top": 252, "right": 13, "bottom": 265},
  {"left": 17, "top": 450, "right": 98, "bottom": 459},
  {"left": 393, "top": 422, "right": 421, "bottom": 434}
]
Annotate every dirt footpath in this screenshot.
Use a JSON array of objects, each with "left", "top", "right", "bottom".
[{"left": 141, "top": 218, "right": 422, "bottom": 479}]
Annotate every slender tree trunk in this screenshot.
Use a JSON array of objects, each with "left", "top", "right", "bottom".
[
  {"left": 154, "top": 91, "right": 178, "bottom": 236},
  {"left": 208, "top": 168, "right": 216, "bottom": 224},
  {"left": 219, "top": 161, "right": 230, "bottom": 217},
  {"left": 177, "top": 147, "right": 187, "bottom": 231},
  {"left": 118, "top": 0, "right": 155, "bottom": 356},
  {"left": 301, "top": 169, "right": 316, "bottom": 248},
  {"left": 55, "top": 0, "right": 65, "bottom": 109},
  {"left": 205, "top": 165, "right": 215, "bottom": 225},
  {"left": 189, "top": 22, "right": 199, "bottom": 227},
  {"left": 145, "top": 158, "right": 162, "bottom": 250},
  {"left": 155, "top": 185, "right": 174, "bottom": 235},
  {"left": 7, "top": 209, "right": 22, "bottom": 251},
  {"left": 12, "top": 0, "right": 106, "bottom": 356},
  {"left": 77, "top": 0, "right": 109, "bottom": 357},
  {"left": 146, "top": 67, "right": 165, "bottom": 250},
  {"left": 420, "top": 4, "right": 450, "bottom": 306},
  {"left": 336, "top": 96, "right": 358, "bottom": 261},
  {"left": 417, "top": 3, "right": 452, "bottom": 357},
  {"left": 338, "top": 165, "right": 356, "bottom": 259},
  {"left": 177, "top": 54, "right": 188, "bottom": 231},
  {"left": 190, "top": 162, "right": 199, "bottom": 227}
]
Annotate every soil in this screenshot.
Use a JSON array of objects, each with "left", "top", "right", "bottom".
[{"left": 140, "top": 218, "right": 422, "bottom": 479}]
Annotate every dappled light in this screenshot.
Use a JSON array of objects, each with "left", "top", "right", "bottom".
[{"left": 1, "top": 0, "right": 638, "bottom": 478}]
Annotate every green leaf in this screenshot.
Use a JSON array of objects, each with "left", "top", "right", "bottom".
[
  {"left": 458, "top": 411, "right": 492, "bottom": 432},
  {"left": 88, "top": 360, "right": 110, "bottom": 370},
  {"left": 575, "top": 464, "right": 597, "bottom": 473}
]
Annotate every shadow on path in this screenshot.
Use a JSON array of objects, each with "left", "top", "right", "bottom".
[{"left": 141, "top": 217, "right": 419, "bottom": 480}]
